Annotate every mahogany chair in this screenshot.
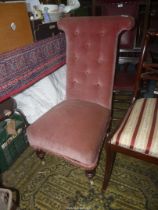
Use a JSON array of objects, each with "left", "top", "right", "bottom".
[
  {"left": 136, "top": 31, "right": 158, "bottom": 98},
  {"left": 103, "top": 31, "right": 158, "bottom": 191},
  {"left": 92, "top": 0, "right": 151, "bottom": 123},
  {"left": 26, "top": 16, "right": 134, "bottom": 181},
  {"left": 92, "top": 0, "right": 151, "bottom": 63}
]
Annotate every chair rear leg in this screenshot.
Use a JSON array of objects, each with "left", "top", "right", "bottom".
[{"left": 102, "top": 144, "right": 116, "bottom": 191}]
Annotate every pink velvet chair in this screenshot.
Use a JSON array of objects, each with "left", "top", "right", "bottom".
[{"left": 26, "top": 16, "right": 134, "bottom": 182}]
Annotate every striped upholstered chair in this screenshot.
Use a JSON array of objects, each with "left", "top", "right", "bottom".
[{"left": 103, "top": 31, "right": 158, "bottom": 190}]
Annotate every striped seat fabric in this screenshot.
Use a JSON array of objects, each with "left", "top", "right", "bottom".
[{"left": 111, "top": 98, "right": 158, "bottom": 157}]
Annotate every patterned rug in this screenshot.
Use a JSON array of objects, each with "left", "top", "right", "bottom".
[
  {"left": 0, "top": 33, "right": 66, "bottom": 102},
  {"left": 2, "top": 92, "right": 158, "bottom": 210}
]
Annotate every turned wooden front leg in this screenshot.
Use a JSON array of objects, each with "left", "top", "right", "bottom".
[{"left": 36, "top": 150, "right": 45, "bottom": 160}]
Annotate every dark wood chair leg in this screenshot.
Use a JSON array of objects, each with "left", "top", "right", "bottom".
[
  {"left": 36, "top": 150, "right": 46, "bottom": 164},
  {"left": 102, "top": 143, "right": 116, "bottom": 191},
  {"left": 85, "top": 169, "right": 96, "bottom": 185}
]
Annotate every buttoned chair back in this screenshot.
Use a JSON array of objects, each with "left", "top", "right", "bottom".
[
  {"left": 60, "top": 16, "right": 134, "bottom": 109},
  {"left": 26, "top": 16, "right": 134, "bottom": 183}
]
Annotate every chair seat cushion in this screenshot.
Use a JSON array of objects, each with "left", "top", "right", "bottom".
[
  {"left": 111, "top": 98, "right": 158, "bottom": 157},
  {"left": 27, "top": 99, "right": 110, "bottom": 169}
]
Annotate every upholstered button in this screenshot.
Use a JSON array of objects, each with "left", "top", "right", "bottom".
[
  {"left": 99, "top": 30, "right": 106, "bottom": 37},
  {"left": 73, "top": 80, "right": 77, "bottom": 84},
  {"left": 95, "top": 82, "right": 102, "bottom": 88},
  {"left": 74, "top": 55, "right": 79, "bottom": 61},
  {"left": 73, "top": 79, "right": 81, "bottom": 86},
  {"left": 97, "top": 57, "right": 104, "bottom": 64},
  {"left": 85, "top": 41, "right": 92, "bottom": 49},
  {"left": 74, "top": 29, "right": 80, "bottom": 36},
  {"left": 85, "top": 70, "right": 90, "bottom": 75}
]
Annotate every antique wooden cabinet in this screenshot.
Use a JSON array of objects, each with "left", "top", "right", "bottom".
[{"left": 0, "top": 2, "right": 33, "bottom": 53}]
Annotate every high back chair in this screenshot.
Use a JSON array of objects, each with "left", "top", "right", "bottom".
[
  {"left": 26, "top": 16, "right": 134, "bottom": 182},
  {"left": 103, "top": 31, "right": 158, "bottom": 191}
]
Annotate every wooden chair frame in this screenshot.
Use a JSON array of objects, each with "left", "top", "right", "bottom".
[{"left": 103, "top": 31, "right": 158, "bottom": 190}]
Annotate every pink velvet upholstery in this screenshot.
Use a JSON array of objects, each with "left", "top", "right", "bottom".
[
  {"left": 27, "top": 99, "right": 110, "bottom": 169},
  {"left": 27, "top": 16, "right": 134, "bottom": 170},
  {"left": 59, "top": 16, "right": 134, "bottom": 109}
]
